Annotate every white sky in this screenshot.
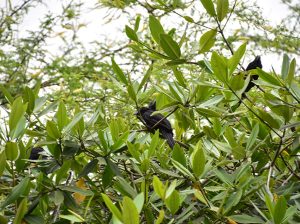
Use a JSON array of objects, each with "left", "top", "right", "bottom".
[{"left": 1, "top": 0, "right": 296, "bottom": 72}]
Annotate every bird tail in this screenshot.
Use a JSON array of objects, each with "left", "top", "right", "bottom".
[{"left": 161, "top": 130, "right": 175, "bottom": 149}]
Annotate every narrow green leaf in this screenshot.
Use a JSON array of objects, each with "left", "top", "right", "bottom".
[
  {"left": 5, "top": 141, "right": 19, "bottom": 161},
  {"left": 246, "top": 123, "right": 259, "bottom": 150},
  {"left": 183, "top": 16, "right": 194, "bottom": 23},
  {"left": 154, "top": 210, "right": 165, "bottom": 224},
  {"left": 153, "top": 176, "right": 166, "bottom": 199},
  {"left": 13, "top": 198, "right": 28, "bottom": 224},
  {"left": 0, "top": 85, "right": 14, "bottom": 104},
  {"left": 133, "top": 193, "right": 144, "bottom": 214},
  {"left": 172, "top": 144, "right": 187, "bottom": 167},
  {"left": 273, "top": 196, "right": 287, "bottom": 224},
  {"left": 46, "top": 120, "right": 61, "bottom": 139},
  {"left": 229, "top": 43, "right": 246, "bottom": 75},
  {"left": 258, "top": 109, "right": 281, "bottom": 129},
  {"left": 23, "top": 87, "right": 35, "bottom": 115},
  {"left": 200, "top": 0, "right": 216, "bottom": 16},
  {"left": 1, "top": 177, "right": 30, "bottom": 209},
  {"left": 127, "top": 84, "right": 137, "bottom": 101},
  {"left": 217, "top": 0, "right": 229, "bottom": 22},
  {"left": 172, "top": 159, "right": 195, "bottom": 180},
  {"left": 255, "top": 68, "right": 282, "bottom": 86},
  {"left": 134, "top": 15, "right": 141, "bottom": 31},
  {"left": 281, "top": 54, "right": 290, "bottom": 80},
  {"left": 190, "top": 141, "right": 205, "bottom": 177},
  {"left": 196, "top": 107, "right": 220, "bottom": 117},
  {"left": 56, "top": 101, "right": 68, "bottom": 131},
  {"left": 165, "top": 190, "right": 181, "bottom": 215},
  {"left": 0, "top": 151, "right": 6, "bottom": 176},
  {"left": 159, "top": 34, "right": 181, "bottom": 59},
  {"left": 9, "top": 97, "right": 27, "bottom": 135},
  {"left": 149, "top": 15, "right": 165, "bottom": 43},
  {"left": 101, "top": 194, "right": 122, "bottom": 222},
  {"left": 78, "top": 159, "right": 98, "bottom": 178},
  {"left": 63, "top": 111, "right": 84, "bottom": 133},
  {"left": 199, "top": 29, "right": 217, "bottom": 53},
  {"left": 138, "top": 64, "right": 152, "bottom": 92},
  {"left": 125, "top": 25, "right": 139, "bottom": 42},
  {"left": 122, "top": 197, "right": 139, "bottom": 224},
  {"left": 211, "top": 51, "right": 228, "bottom": 82},
  {"left": 229, "top": 214, "right": 264, "bottom": 223},
  {"left": 111, "top": 58, "right": 128, "bottom": 85},
  {"left": 287, "top": 58, "right": 296, "bottom": 85}
]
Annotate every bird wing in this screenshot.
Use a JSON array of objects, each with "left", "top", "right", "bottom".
[{"left": 141, "top": 110, "right": 173, "bottom": 132}]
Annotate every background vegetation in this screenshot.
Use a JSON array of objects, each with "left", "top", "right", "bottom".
[{"left": 0, "top": 0, "right": 299, "bottom": 223}]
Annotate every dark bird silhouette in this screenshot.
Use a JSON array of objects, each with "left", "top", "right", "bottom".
[
  {"left": 244, "top": 56, "right": 262, "bottom": 94},
  {"left": 135, "top": 103, "right": 175, "bottom": 148},
  {"left": 29, "top": 147, "right": 44, "bottom": 160}
]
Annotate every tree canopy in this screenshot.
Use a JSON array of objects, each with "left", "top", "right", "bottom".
[{"left": 0, "top": 0, "right": 300, "bottom": 223}]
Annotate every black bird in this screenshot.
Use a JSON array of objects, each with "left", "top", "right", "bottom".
[
  {"left": 135, "top": 103, "right": 175, "bottom": 149},
  {"left": 244, "top": 56, "right": 262, "bottom": 93}
]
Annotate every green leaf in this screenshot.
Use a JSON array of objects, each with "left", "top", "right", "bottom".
[
  {"left": 0, "top": 85, "right": 14, "bottom": 104},
  {"left": 172, "top": 144, "right": 187, "bottom": 167},
  {"left": 138, "top": 64, "right": 152, "bottom": 92},
  {"left": 165, "top": 180, "right": 177, "bottom": 199},
  {"left": 115, "top": 176, "right": 137, "bottom": 198},
  {"left": 56, "top": 101, "right": 68, "bottom": 131},
  {"left": 154, "top": 210, "right": 165, "bottom": 224},
  {"left": 229, "top": 43, "right": 246, "bottom": 75},
  {"left": 200, "top": 0, "right": 216, "bottom": 16},
  {"left": 229, "top": 214, "right": 264, "bottom": 223},
  {"left": 217, "top": 0, "right": 229, "bottom": 22},
  {"left": 246, "top": 123, "right": 259, "bottom": 151},
  {"left": 281, "top": 54, "right": 290, "bottom": 80},
  {"left": 287, "top": 58, "right": 296, "bottom": 85},
  {"left": 127, "top": 83, "right": 137, "bottom": 101},
  {"left": 190, "top": 141, "right": 205, "bottom": 177},
  {"left": 211, "top": 51, "right": 228, "bottom": 82},
  {"left": 199, "top": 29, "right": 217, "bottom": 53},
  {"left": 5, "top": 141, "right": 19, "bottom": 161},
  {"left": 258, "top": 109, "right": 281, "bottom": 129},
  {"left": 58, "top": 186, "right": 94, "bottom": 196},
  {"left": 149, "top": 15, "right": 165, "bottom": 43},
  {"left": 273, "top": 196, "right": 287, "bottom": 224},
  {"left": 172, "top": 159, "right": 195, "bottom": 180},
  {"left": 159, "top": 34, "right": 181, "bottom": 59},
  {"left": 101, "top": 194, "right": 122, "bottom": 222},
  {"left": 183, "top": 16, "right": 194, "bottom": 23},
  {"left": 171, "top": 67, "right": 186, "bottom": 87},
  {"left": 148, "top": 130, "right": 160, "bottom": 157},
  {"left": 60, "top": 214, "right": 84, "bottom": 222},
  {"left": 78, "top": 159, "right": 98, "bottom": 178},
  {"left": 165, "top": 190, "right": 181, "bottom": 215},
  {"left": 196, "top": 107, "right": 220, "bottom": 117},
  {"left": 232, "top": 145, "right": 246, "bottom": 160},
  {"left": 125, "top": 25, "right": 139, "bottom": 42},
  {"left": 255, "top": 68, "right": 282, "bottom": 86},
  {"left": 1, "top": 177, "right": 30, "bottom": 209},
  {"left": 9, "top": 97, "right": 27, "bottom": 136},
  {"left": 112, "top": 58, "right": 128, "bottom": 85},
  {"left": 134, "top": 15, "right": 141, "bottom": 31},
  {"left": 133, "top": 193, "right": 144, "bottom": 214},
  {"left": 23, "top": 86, "right": 35, "bottom": 115},
  {"left": 63, "top": 111, "right": 84, "bottom": 133},
  {"left": 153, "top": 176, "right": 166, "bottom": 199},
  {"left": 0, "top": 151, "right": 6, "bottom": 176},
  {"left": 122, "top": 197, "right": 139, "bottom": 224},
  {"left": 214, "top": 169, "right": 233, "bottom": 186},
  {"left": 46, "top": 120, "right": 61, "bottom": 139},
  {"left": 13, "top": 198, "right": 28, "bottom": 224}
]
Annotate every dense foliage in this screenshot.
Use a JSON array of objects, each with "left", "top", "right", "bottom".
[{"left": 0, "top": 0, "right": 299, "bottom": 223}]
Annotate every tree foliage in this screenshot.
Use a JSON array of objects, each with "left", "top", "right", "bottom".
[{"left": 0, "top": 0, "right": 300, "bottom": 223}]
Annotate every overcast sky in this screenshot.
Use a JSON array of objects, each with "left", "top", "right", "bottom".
[{"left": 2, "top": 0, "right": 294, "bottom": 71}]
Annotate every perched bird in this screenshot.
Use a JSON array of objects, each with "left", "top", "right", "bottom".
[
  {"left": 244, "top": 56, "right": 262, "bottom": 94},
  {"left": 135, "top": 102, "right": 175, "bottom": 148},
  {"left": 29, "top": 147, "right": 44, "bottom": 160}
]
